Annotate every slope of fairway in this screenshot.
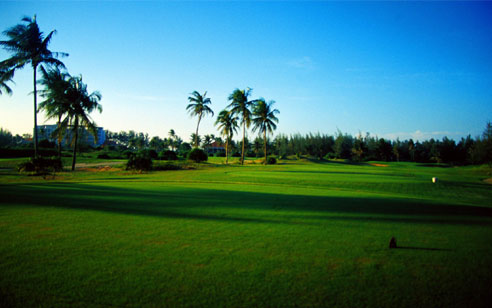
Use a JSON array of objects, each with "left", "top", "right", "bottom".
[{"left": 1, "top": 160, "right": 491, "bottom": 307}]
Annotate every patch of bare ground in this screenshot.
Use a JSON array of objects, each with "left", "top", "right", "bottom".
[
  {"left": 484, "top": 178, "right": 492, "bottom": 185},
  {"left": 370, "top": 163, "right": 388, "bottom": 167}
]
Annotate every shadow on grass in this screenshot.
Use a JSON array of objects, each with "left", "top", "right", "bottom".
[
  {"left": 395, "top": 246, "right": 452, "bottom": 252},
  {"left": 1, "top": 182, "right": 492, "bottom": 227}
]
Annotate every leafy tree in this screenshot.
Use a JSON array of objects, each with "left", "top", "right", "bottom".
[
  {"left": 0, "top": 15, "right": 67, "bottom": 157},
  {"left": 186, "top": 91, "right": 214, "bottom": 148},
  {"left": 228, "top": 88, "right": 256, "bottom": 165},
  {"left": 215, "top": 109, "right": 239, "bottom": 164},
  {"left": 251, "top": 99, "right": 279, "bottom": 164}
]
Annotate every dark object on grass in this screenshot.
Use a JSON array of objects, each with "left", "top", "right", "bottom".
[
  {"left": 389, "top": 237, "right": 397, "bottom": 248},
  {"left": 266, "top": 157, "right": 277, "bottom": 165}
]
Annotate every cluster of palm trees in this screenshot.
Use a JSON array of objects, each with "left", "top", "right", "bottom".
[
  {"left": 0, "top": 15, "right": 102, "bottom": 170},
  {"left": 187, "top": 88, "right": 279, "bottom": 165}
]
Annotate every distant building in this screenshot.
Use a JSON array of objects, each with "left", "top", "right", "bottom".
[
  {"left": 205, "top": 141, "right": 225, "bottom": 155},
  {"left": 37, "top": 124, "right": 106, "bottom": 147}
]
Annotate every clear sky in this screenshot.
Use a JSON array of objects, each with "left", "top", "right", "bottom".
[{"left": 1, "top": 0, "right": 491, "bottom": 142}]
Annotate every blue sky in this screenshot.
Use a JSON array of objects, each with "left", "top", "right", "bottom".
[{"left": 1, "top": 0, "right": 491, "bottom": 142}]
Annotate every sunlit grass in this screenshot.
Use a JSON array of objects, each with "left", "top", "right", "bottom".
[{"left": 1, "top": 160, "right": 491, "bottom": 307}]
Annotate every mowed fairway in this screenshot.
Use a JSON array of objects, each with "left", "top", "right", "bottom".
[{"left": 1, "top": 160, "right": 492, "bottom": 307}]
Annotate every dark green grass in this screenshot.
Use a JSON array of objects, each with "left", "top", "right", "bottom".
[{"left": 0, "top": 161, "right": 491, "bottom": 307}]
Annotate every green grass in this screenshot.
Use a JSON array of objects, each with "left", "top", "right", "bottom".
[{"left": 1, "top": 160, "right": 491, "bottom": 307}]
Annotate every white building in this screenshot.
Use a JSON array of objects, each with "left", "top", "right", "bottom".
[{"left": 37, "top": 125, "right": 106, "bottom": 147}]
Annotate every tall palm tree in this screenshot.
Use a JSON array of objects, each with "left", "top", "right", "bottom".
[
  {"left": 61, "top": 76, "right": 102, "bottom": 171},
  {"left": 215, "top": 109, "right": 239, "bottom": 164},
  {"left": 0, "top": 68, "right": 14, "bottom": 95},
  {"left": 227, "top": 88, "right": 256, "bottom": 165},
  {"left": 38, "top": 66, "right": 71, "bottom": 156},
  {"left": 251, "top": 99, "right": 279, "bottom": 164},
  {"left": 0, "top": 15, "right": 67, "bottom": 157},
  {"left": 186, "top": 91, "right": 213, "bottom": 148}
]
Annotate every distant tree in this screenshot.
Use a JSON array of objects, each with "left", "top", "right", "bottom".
[
  {"left": 377, "top": 138, "right": 393, "bottom": 161},
  {"left": 186, "top": 91, "right": 214, "bottom": 148},
  {"left": 0, "top": 127, "right": 13, "bottom": 147},
  {"left": 190, "top": 133, "right": 201, "bottom": 147},
  {"left": 251, "top": 99, "right": 279, "bottom": 164},
  {"left": 334, "top": 130, "right": 353, "bottom": 159},
  {"left": 215, "top": 109, "right": 239, "bottom": 164},
  {"left": 203, "top": 134, "right": 213, "bottom": 148},
  {"left": 228, "top": 88, "right": 256, "bottom": 165},
  {"left": 1, "top": 15, "right": 68, "bottom": 157},
  {"left": 352, "top": 133, "right": 366, "bottom": 162}
]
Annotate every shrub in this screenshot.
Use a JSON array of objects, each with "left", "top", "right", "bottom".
[
  {"left": 39, "top": 139, "right": 56, "bottom": 149},
  {"left": 0, "top": 148, "right": 57, "bottom": 158},
  {"left": 126, "top": 153, "right": 153, "bottom": 171},
  {"left": 215, "top": 152, "right": 226, "bottom": 157},
  {"left": 97, "top": 153, "right": 110, "bottom": 159},
  {"left": 232, "top": 152, "right": 241, "bottom": 157},
  {"left": 139, "top": 149, "right": 158, "bottom": 160},
  {"left": 187, "top": 148, "right": 208, "bottom": 163},
  {"left": 159, "top": 150, "right": 178, "bottom": 161},
  {"left": 18, "top": 156, "right": 63, "bottom": 175},
  {"left": 266, "top": 157, "right": 277, "bottom": 165},
  {"left": 122, "top": 150, "right": 134, "bottom": 158}
]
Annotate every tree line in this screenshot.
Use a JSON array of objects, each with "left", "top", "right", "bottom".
[{"left": 98, "top": 121, "right": 492, "bottom": 166}]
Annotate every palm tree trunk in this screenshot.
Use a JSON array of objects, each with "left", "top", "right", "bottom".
[
  {"left": 225, "top": 138, "right": 229, "bottom": 164},
  {"left": 71, "top": 122, "right": 78, "bottom": 171},
  {"left": 195, "top": 115, "right": 201, "bottom": 148},
  {"left": 57, "top": 114, "right": 62, "bottom": 157},
  {"left": 241, "top": 122, "right": 245, "bottom": 165},
  {"left": 264, "top": 130, "right": 267, "bottom": 165},
  {"left": 33, "top": 65, "right": 38, "bottom": 158}
]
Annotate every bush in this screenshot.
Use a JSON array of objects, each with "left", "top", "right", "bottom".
[
  {"left": 0, "top": 148, "right": 57, "bottom": 158},
  {"left": 18, "top": 156, "right": 63, "bottom": 175},
  {"left": 266, "top": 157, "right": 277, "bottom": 165},
  {"left": 187, "top": 148, "right": 208, "bottom": 163},
  {"left": 159, "top": 150, "right": 178, "bottom": 161},
  {"left": 232, "top": 152, "right": 241, "bottom": 157},
  {"left": 126, "top": 153, "right": 153, "bottom": 171},
  {"left": 214, "top": 152, "right": 226, "bottom": 157},
  {"left": 39, "top": 139, "right": 56, "bottom": 149},
  {"left": 122, "top": 150, "right": 134, "bottom": 158},
  {"left": 139, "top": 149, "right": 158, "bottom": 160},
  {"left": 97, "top": 153, "right": 110, "bottom": 159}
]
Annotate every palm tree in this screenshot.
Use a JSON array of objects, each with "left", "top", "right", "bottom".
[
  {"left": 215, "top": 109, "right": 239, "bottom": 164},
  {"left": 0, "top": 68, "right": 14, "bottom": 95},
  {"left": 227, "top": 88, "right": 257, "bottom": 165},
  {"left": 61, "top": 76, "right": 102, "bottom": 171},
  {"left": 251, "top": 99, "right": 279, "bottom": 164},
  {"left": 190, "top": 133, "right": 201, "bottom": 147},
  {"left": 38, "top": 66, "right": 71, "bottom": 156},
  {"left": 0, "top": 15, "right": 67, "bottom": 157},
  {"left": 186, "top": 91, "right": 214, "bottom": 148}
]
